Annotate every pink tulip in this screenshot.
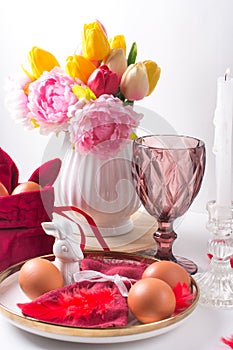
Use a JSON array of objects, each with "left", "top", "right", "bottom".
[
  {"left": 87, "top": 65, "right": 119, "bottom": 97},
  {"left": 120, "top": 62, "right": 149, "bottom": 101},
  {"left": 104, "top": 48, "right": 127, "bottom": 82}
]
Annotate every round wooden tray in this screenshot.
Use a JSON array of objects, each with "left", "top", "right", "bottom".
[{"left": 84, "top": 211, "right": 157, "bottom": 252}]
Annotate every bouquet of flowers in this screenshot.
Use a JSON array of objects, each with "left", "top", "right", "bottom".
[{"left": 5, "top": 20, "right": 161, "bottom": 159}]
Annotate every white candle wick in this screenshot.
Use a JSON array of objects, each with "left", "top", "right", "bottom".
[{"left": 225, "top": 68, "right": 230, "bottom": 81}]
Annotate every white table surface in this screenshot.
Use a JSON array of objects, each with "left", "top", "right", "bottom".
[{"left": 0, "top": 211, "right": 232, "bottom": 350}]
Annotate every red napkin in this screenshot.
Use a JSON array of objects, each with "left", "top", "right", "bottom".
[
  {"left": 0, "top": 147, "right": 19, "bottom": 194},
  {"left": 28, "top": 158, "right": 62, "bottom": 187},
  {"left": 18, "top": 280, "right": 128, "bottom": 328},
  {"left": 17, "top": 257, "right": 149, "bottom": 328},
  {"left": 0, "top": 148, "right": 61, "bottom": 271},
  {"left": 81, "top": 256, "right": 149, "bottom": 280}
]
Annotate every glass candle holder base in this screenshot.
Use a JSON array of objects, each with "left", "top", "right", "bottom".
[
  {"left": 195, "top": 200, "right": 233, "bottom": 309},
  {"left": 195, "top": 259, "right": 233, "bottom": 308}
]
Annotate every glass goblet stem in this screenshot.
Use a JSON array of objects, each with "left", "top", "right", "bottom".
[{"left": 153, "top": 221, "right": 177, "bottom": 262}]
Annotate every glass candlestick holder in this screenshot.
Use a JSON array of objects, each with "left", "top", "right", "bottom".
[{"left": 195, "top": 200, "right": 233, "bottom": 309}]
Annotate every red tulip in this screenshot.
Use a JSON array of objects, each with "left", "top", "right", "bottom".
[{"left": 87, "top": 65, "right": 119, "bottom": 97}]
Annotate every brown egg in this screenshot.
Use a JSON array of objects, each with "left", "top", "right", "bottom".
[
  {"left": 142, "top": 261, "right": 191, "bottom": 289},
  {"left": 0, "top": 182, "right": 9, "bottom": 196},
  {"left": 11, "top": 181, "right": 41, "bottom": 195},
  {"left": 18, "top": 257, "right": 64, "bottom": 300},
  {"left": 127, "top": 277, "right": 176, "bottom": 323}
]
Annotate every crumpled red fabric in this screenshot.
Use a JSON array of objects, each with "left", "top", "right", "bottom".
[
  {"left": 0, "top": 147, "right": 19, "bottom": 194},
  {"left": 0, "top": 148, "right": 61, "bottom": 271},
  {"left": 81, "top": 256, "right": 149, "bottom": 280},
  {"left": 18, "top": 280, "right": 128, "bottom": 328},
  {"left": 18, "top": 257, "right": 148, "bottom": 328},
  {"left": 0, "top": 187, "right": 55, "bottom": 229}
]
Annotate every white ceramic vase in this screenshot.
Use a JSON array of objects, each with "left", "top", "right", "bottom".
[{"left": 55, "top": 137, "right": 141, "bottom": 237}]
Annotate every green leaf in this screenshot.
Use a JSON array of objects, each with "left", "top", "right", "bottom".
[
  {"left": 123, "top": 99, "right": 134, "bottom": 106},
  {"left": 127, "top": 42, "right": 137, "bottom": 66},
  {"left": 116, "top": 90, "right": 125, "bottom": 102}
]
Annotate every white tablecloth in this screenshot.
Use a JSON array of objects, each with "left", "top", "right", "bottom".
[{"left": 0, "top": 211, "right": 232, "bottom": 350}]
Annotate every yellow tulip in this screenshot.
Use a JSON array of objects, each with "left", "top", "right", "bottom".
[
  {"left": 120, "top": 62, "right": 149, "bottom": 101},
  {"left": 66, "top": 55, "right": 96, "bottom": 84},
  {"left": 24, "top": 46, "right": 60, "bottom": 80},
  {"left": 109, "top": 35, "right": 126, "bottom": 55},
  {"left": 103, "top": 48, "right": 127, "bottom": 80},
  {"left": 82, "top": 21, "right": 110, "bottom": 61},
  {"left": 143, "top": 60, "right": 161, "bottom": 96}
]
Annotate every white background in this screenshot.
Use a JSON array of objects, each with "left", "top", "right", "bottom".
[
  {"left": 0, "top": 4, "right": 233, "bottom": 347},
  {"left": 0, "top": 0, "right": 233, "bottom": 211}
]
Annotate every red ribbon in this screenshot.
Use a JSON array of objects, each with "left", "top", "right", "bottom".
[{"left": 53, "top": 205, "right": 110, "bottom": 252}]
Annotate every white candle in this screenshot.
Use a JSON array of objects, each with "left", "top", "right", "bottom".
[{"left": 213, "top": 69, "right": 233, "bottom": 210}]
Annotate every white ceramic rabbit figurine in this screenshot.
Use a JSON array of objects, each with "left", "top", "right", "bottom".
[{"left": 41, "top": 221, "right": 84, "bottom": 285}]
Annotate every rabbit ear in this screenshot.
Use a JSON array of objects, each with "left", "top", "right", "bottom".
[
  {"left": 52, "top": 213, "right": 75, "bottom": 238},
  {"left": 41, "top": 222, "right": 63, "bottom": 239},
  {"left": 62, "top": 220, "right": 75, "bottom": 236}
]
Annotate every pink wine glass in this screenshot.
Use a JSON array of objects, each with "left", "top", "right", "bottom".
[{"left": 132, "top": 135, "right": 206, "bottom": 274}]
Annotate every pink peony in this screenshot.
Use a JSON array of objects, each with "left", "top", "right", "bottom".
[
  {"left": 5, "top": 73, "right": 32, "bottom": 129},
  {"left": 27, "top": 67, "right": 79, "bottom": 134},
  {"left": 69, "top": 94, "right": 143, "bottom": 159}
]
